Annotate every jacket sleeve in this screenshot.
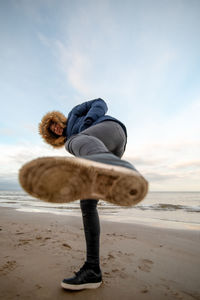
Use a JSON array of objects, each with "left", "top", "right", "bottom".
[
  {"left": 70, "top": 98, "right": 107, "bottom": 119},
  {"left": 82, "top": 99, "right": 107, "bottom": 132},
  {"left": 84, "top": 98, "right": 108, "bottom": 122}
]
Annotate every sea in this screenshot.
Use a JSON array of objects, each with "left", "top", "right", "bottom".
[{"left": 0, "top": 190, "right": 200, "bottom": 230}]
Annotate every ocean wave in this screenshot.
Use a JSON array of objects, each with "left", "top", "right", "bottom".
[
  {"left": 136, "top": 203, "right": 200, "bottom": 212},
  {"left": 0, "top": 191, "right": 200, "bottom": 213}
]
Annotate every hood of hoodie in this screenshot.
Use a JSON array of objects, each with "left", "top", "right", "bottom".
[{"left": 38, "top": 111, "right": 67, "bottom": 148}]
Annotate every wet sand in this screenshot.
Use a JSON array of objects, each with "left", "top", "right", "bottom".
[{"left": 0, "top": 207, "right": 200, "bottom": 300}]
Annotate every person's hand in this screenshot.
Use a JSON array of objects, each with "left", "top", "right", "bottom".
[
  {"left": 80, "top": 117, "right": 93, "bottom": 131},
  {"left": 84, "top": 117, "right": 93, "bottom": 125}
]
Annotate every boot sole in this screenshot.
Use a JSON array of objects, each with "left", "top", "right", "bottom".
[
  {"left": 19, "top": 156, "right": 148, "bottom": 206},
  {"left": 61, "top": 280, "right": 102, "bottom": 290}
]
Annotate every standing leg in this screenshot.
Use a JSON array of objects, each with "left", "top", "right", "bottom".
[{"left": 80, "top": 199, "right": 100, "bottom": 271}]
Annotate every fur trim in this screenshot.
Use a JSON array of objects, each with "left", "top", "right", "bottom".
[{"left": 38, "top": 111, "right": 67, "bottom": 148}]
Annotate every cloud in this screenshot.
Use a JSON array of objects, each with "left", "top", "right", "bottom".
[
  {"left": 123, "top": 106, "right": 200, "bottom": 191},
  {"left": 172, "top": 160, "right": 200, "bottom": 169},
  {"left": 0, "top": 143, "right": 71, "bottom": 175},
  {"left": 144, "top": 172, "right": 179, "bottom": 182},
  {"left": 0, "top": 142, "right": 73, "bottom": 190},
  {"left": 56, "top": 41, "right": 92, "bottom": 95},
  {"left": 124, "top": 156, "right": 159, "bottom": 166},
  {"left": 54, "top": 33, "right": 178, "bottom": 106}
]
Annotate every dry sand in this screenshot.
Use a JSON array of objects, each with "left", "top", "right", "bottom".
[{"left": 0, "top": 207, "right": 200, "bottom": 300}]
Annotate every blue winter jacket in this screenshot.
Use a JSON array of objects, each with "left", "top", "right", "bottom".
[{"left": 65, "top": 98, "right": 127, "bottom": 139}]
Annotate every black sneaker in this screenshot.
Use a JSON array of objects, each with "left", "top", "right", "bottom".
[{"left": 61, "top": 262, "right": 102, "bottom": 290}]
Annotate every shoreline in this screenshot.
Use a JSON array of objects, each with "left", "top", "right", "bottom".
[
  {"left": 0, "top": 207, "right": 200, "bottom": 299},
  {"left": 1, "top": 190, "right": 200, "bottom": 232},
  {"left": 3, "top": 205, "right": 200, "bottom": 231}
]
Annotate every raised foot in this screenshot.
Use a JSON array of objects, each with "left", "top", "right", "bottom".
[{"left": 19, "top": 156, "right": 148, "bottom": 206}]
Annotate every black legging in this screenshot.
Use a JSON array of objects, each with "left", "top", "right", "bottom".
[
  {"left": 80, "top": 199, "right": 100, "bottom": 265},
  {"left": 65, "top": 121, "right": 127, "bottom": 265}
]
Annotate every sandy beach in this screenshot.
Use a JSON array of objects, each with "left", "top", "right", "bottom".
[{"left": 0, "top": 207, "right": 200, "bottom": 300}]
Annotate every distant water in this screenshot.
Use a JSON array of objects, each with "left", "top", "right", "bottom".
[{"left": 0, "top": 190, "right": 200, "bottom": 229}]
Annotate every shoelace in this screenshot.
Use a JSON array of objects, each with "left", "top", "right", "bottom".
[{"left": 74, "top": 264, "right": 88, "bottom": 276}]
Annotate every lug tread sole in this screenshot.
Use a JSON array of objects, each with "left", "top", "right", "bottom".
[{"left": 19, "top": 156, "right": 148, "bottom": 206}]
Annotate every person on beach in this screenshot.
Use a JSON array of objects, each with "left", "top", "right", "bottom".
[{"left": 38, "top": 98, "right": 140, "bottom": 290}]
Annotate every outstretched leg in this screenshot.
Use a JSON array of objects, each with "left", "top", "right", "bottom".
[{"left": 65, "top": 121, "right": 127, "bottom": 158}]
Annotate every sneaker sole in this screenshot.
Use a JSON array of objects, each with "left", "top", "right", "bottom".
[
  {"left": 61, "top": 280, "right": 102, "bottom": 290},
  {"left": 19, "top": 156, "right": 148, "bottom": 206}
]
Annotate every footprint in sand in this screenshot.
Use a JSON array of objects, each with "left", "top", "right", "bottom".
[
  {"left": 103, "top": 271, "right": 111, "bottom": 277},
  {"left": 107, "top": 253, "right": 115, "bottom": 260},
  {"left": 103, "top": 268, "right": 128, "bottom": 280},
  {"left": 138, "top": 259, "right": 153, "bottom": 272},
  {"left": 62, "top": 243, "right": 72, "bottom": 249},
  {"left": 35, "top": 284, "right": 42, "bottom": 289},
  {"left": 15, "top": 232, "right": 25, "bottom": 235},
  {"left": 18, "top": 238, "right": 33, "bottom": 246},
  {"left": 140, "top": 287, "right": 149, "bottom": 294},
  {"left": 106, "top": 233, "right": 136, "bottom": 240},
  {"left": 0, "top": 260, "right": 17, "bottom": 275}
]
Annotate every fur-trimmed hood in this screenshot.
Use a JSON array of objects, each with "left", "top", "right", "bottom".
[{"left": 38, "top": 111, "right": 67, "bottom": 148}]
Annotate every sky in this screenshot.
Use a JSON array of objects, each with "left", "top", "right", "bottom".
[{"left": 0, "top": 0, "right": 200, "bottom": 191}]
